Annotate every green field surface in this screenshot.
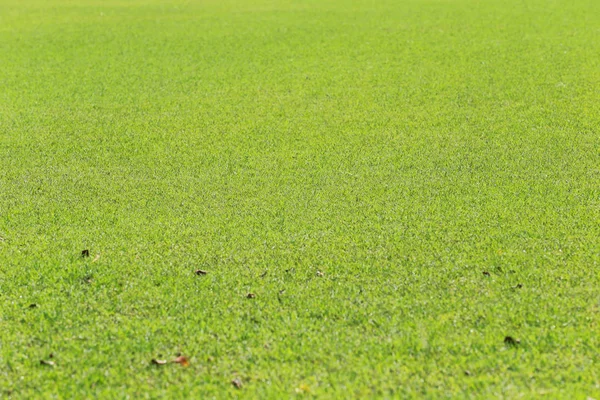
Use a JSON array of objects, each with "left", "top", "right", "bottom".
[{"left": 1, "top": 0, "right": 599, "bottom": 397}]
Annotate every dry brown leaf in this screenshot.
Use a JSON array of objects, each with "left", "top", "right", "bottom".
[
  {"left": 81, "top": 249, "right": 90, "bottom": 257},
  {"left": 195, "top": 269, "right": 208, "bottom": 275},
  {"left": 92, "top": 254, "right": 100, "bottom": 263},
  {"left": 482, "top": 271, "right": 490, "bottom": 276},
  {"left": 172, "top": 355, "right": 190, "bottom": 367},
  {"left": 40, "top": 360, "right": 55, "bottom": 366},
  {"left": 151, "top": 359, "right": 167, "bottom": 365},
  {"left": 231, "top": 377, "right": 243, "bottom": 389},
  {"left": 246, "top": 293, "right": 256, "bottom": 299},
  {"left": 316, "top": 271, "right": 324, "bottom": 277}
]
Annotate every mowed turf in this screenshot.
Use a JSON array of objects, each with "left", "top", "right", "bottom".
[{"left": 1, "top": 0, "right": 599, "bottom": 397}]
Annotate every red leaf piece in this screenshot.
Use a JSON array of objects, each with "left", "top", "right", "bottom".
[{"left": 172, "top": 355, "right": 190, "bottom": 367}]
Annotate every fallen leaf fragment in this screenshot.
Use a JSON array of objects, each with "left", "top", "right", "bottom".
[
  {"left": 81, "top": 249, "right": 90, "bottom": 257},
  {"left": 172, "top": 355, "right": 189, "bottom": 367},
  {"left": 231, "top": 378, "right": 243, "bottom": 389},
  {"left": 316, "top": 271, "right": 324, "bottom": 277},
  {"left": 151, "top": 359, "right": 167, "bottom": 366},
  {"left": 40, "top": 360, "right": 55, "bottom": 366},
  {"left": 295, "top": 383, "right": 310, "bottom": 393},
  {"left": 464, "top": 370, "right": 471, "bottom": 376},
  {"left": 28, "top": 303, "right": 38, "bottom": 309},
  {"left": 504, "top": 336, "right": 520, "bottom": 346},
  {"left": 195, "top": 269, "right": 208, "bottom": 275},
  {"left": 246, "top": 293, "right": 256, "bottom": 299},
  {"left": 482, "top": 271, "right": 490, "bottom": 276},
  {"left": 515, "top": 284, "right": 523, "bottom": 289},
  {"left": 92, "top": 254, "right": 100, "bottom": 263}
]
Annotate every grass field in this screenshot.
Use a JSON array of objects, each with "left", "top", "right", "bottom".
[{"left": 1, "top": 0, "right": 600, "bottom": 397}]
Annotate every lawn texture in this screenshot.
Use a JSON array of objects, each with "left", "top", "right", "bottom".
[{"left": 1, "top": 0, "right": 600, "bottom": 397}]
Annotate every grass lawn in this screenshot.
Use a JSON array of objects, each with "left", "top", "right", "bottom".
[{"left": 1, "top": 0, "right": 600, "bottom": 397}]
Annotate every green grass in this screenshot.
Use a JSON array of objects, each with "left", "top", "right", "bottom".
[{"left": 1, "top": 0, "right": 600, "bottom": 397}]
